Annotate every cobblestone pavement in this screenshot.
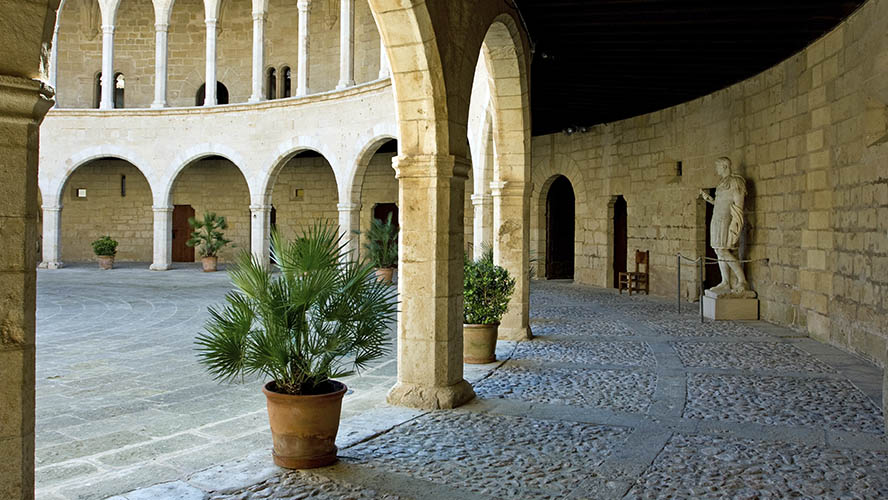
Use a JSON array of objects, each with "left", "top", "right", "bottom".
[
  {"left": 39, "top": 273, "right": 887, "bottom": 499},
  {"left": 34, "top": 263, "right": 400, "bottom": 500}
]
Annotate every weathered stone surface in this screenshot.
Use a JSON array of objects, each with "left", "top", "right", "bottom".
[{"left": 673, "top": 341, "right": 835, "bottom": 373}]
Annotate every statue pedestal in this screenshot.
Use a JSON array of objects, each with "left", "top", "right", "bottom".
[{"left": 702, "top": 289, "right": 759, "bottom": 320}]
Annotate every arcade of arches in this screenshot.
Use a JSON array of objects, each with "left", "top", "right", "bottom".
[{"left": 3, "top": 0, "right": 888, "bottom": 498}]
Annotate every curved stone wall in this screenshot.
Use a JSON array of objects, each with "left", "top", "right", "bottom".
[{"left": 531, "top": 0, "right": 888, "bottom": 366}]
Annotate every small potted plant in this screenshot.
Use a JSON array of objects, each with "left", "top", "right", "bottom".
[
  {"left": 463, "top": 248, "right": 515, "bottom": 364},
  {"left": 359, "top": 212, "right": 399, "bottom": 284},
  {"left": 186, "top": 212, "right": 233, "bottom": 272},
  {"left": 91, "top": 235, "right": 118, "bottom": 270},
  {"left": 195, "top": 222, "right": 397, "bottom": 469}
]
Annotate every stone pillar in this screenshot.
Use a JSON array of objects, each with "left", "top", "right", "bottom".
[
  {"left": 491, "top": 180, "right": 531, "bottom": 341},
  {"left": 204, "top": 18, "right": 218, "bottom": 106},
  {"left": 39, "top": 204, "right": 62, "bottom": 269},
  {"left": 99, "top": 24, "right": 115, "bottom": 109},
  {"left": 250, "top": 204, "right": 271, "bottom": 266},
  {"left": 336, "top": 0, "right": 354, "bottom": 89},
  {"left": 378, "top": 36, "right": 389, "bottom": 79},
  {"left": 471, "top": 193, "right": 492, "bottom": 259},
  {"left": 151, "top": 23, "right": 169, "bottom": 108},
  {"left": 248, "top": 12, "right": 266, "bottom": 103},
  {"left": 0, "top": 76, "right": 54, "bottom": 500},
  {"left": 150, "top": 206, "right": 173, "bottom": 270},
  {"left": 337, "top": 202, "right": 361, "bottom": 260},
  {"left": 296, "top": 0, "right": 310, "bottom": 96},
  {"left": 386, "top": 155, "right": 475, "bottom": 409}
]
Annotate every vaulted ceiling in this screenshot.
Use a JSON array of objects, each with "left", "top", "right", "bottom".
[{"left": 517, "top": 0, "right": 865, "bottom": 135}]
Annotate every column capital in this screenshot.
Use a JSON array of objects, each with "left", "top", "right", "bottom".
[
  {"left": 252, "top": 11, "right": 266, "bottom": 21},
  {"left": 490, "top": 180, "right": 530, "bottom": 198},
  {"left": 102, "top": 24, "right": 115, "bottom": 34},
  {"left": 249, "top": 204, "right": 272, "bottom": 212},
  {"left": 155, "top": 23, "right": 169, "bottom": 32},
  {"left": 0, "top": 76, "right": 55, "bottom": 123},
  {"left": 337, "top": 202, "right": 361, "bottom": 212},
  {"left": 152, "top": 205, "right": 174, "bottom": 212},
  {"left": 470, "top": 193, "right": 493, "bottom": 206},
  {"left": 393, "top": 155, "right": 470, "bottom": 180},
  {"left": 41, "top": 205, "right": 62, "bottom": 213},
  {"left": 205, "top": 17, "right": 217, "bottom": 26},
  {"left": 297, "top": 0, "right": 310, "bottom": 11}
]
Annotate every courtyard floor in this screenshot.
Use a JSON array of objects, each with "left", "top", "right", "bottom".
[{"left": 35, "top": 266, "right": 888, "bottom": 499}]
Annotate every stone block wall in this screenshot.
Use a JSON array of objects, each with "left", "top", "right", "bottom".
[
  {"left": 60, "top": 160, "right": 153, "bottom": 262},
  {"left": 270, "top": 154, "right": 340, "bottom": 241},
  {"left": 531, "top": 0, "right": 888, "bottom": 366},
  {"left": 357, "top": 151, "right": 397, "bottom": 258},
  {"left": 56, "top": 0, "right": 382, "bottom": 108},
  {"left": 171, "top": 158, "right": 251, "bottom": 262}
]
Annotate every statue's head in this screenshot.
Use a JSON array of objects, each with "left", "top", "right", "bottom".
[{"left": 715, "top": 156, "right": 732, "bottom": 177}]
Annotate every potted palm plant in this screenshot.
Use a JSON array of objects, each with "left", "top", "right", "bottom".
[
  {"left": 195, "top": 222, "right": 397, "bottom": 469},
  {"left": 360, "top": 212, "right": 399, "bottom": 284},
  {"left": 186, "top": 212, "right": 233, "bottom": 272},
  {"left": 91, "top": 235, "right": 118, "bottom": 270},
  {"left": 463, "top": 248, "right": 515, "bottom": 364}
]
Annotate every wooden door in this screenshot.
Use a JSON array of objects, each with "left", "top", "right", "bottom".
[
  {"left": 613, "top": 196, "right": 627, "bottom": 288},
  {"left": 546, "top": 176, "right": 575, "bottom": 279},
  {"left": 172, "top": 204, "right": 195, "bottom": 262},
  {"left": 703, "top": 187, "right": 722, "bottom": 289}
]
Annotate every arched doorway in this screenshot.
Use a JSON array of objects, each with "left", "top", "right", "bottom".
[
  {"left": 195, "top": 82, "right": 229, "bottom": 105},
  {"left": 613, "top": 195, "right": 627, "bottom": 288},
  {"left": 546, "top": 176, "right": 575, "bottom": 279},
  {"left": 268, "top": 150, "right": 339, "bottom": 241}
]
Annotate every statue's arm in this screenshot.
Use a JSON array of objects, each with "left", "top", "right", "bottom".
[{"left": 699, "top": 189, "right": 714, "bottom": 204}]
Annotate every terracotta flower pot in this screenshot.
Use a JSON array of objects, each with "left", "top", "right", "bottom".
[
  {"left": 374, "top": 267, "right": 395, "bottom": 284},
  {"left": 262, "top": 380, "right": 347, "bottom": 469},
  {"left": 97, "top": 255, "right": 114, "bottom": 270},
  {"left": 463, "top": 323, "right": 498, "bottom": 364},
  {"left": 202, "top": 256, "right": 218, "bottom": 272}
]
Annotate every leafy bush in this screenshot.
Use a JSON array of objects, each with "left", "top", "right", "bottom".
[
  {"left": 360, "top": 213, "right": 399, "bottom": 268},
  {"left": 91, "top": 236, "right": 118, "bottom": 256},
  {"left": 195, "top": 222, "right": 398, "bottom": 395},
  {"left": 463, "top": 248, "right": 515, "bottom": 325},
  {"left": 187, "top": 212, "right": 233, "bottom": 257}
]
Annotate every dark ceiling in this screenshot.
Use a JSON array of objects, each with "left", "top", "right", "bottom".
[{"left": 516, "top": 0, "right": 865, "bottom": 135}]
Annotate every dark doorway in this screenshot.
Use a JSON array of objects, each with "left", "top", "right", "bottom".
[
  {"left": 546, "top": 176, "right": 575, "bottom": 279},
  {"left": 613, "top": 195, "right": 627, "bottom": 288},
  {"left": 172, "top": 204, "right": 195, "bottom": 262},
  {"left": 703, "top": 187, "right": 722, "bottom": 289},
  {"left": 373, "top": 203, "right": 398, "bottom": 228},
  {"left": 195, "top": 82, "right": 230, "bottom": 105}
]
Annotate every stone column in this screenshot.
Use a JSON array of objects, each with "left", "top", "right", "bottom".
[
  {"left": 296, "top": 0, "right": 310, "bottom": 96},
  {"left": 471, "top": 193, "right": 492, "bottom": 259},
  {"left": 248, "top": 11, "right": 266, "bottom": 103},
  {"left": 336, "top": 0, "right": 354, "bottom": 89},
  {"left": 250, "top": 204, "right": 271, "bottom": 266},
  {"left": 491, "top": 180, "right": 531, "bottom": 341},
  {"left": 150, "top": 206, "right": 173, "bottom": 270},
  {"left": 378, "top": 36, "right": 390, "bottom": 79},
  {"left": 151, "top": 23, "right": 169, "bottom": 108},
  {"left": 204, "top": 18, "right": 218, "bottom": 106},
  {"left": 100, "top": 24, "right": 115, "bottom": 109},
  {"left": 386, "top": 155, "right": 475, "bottom": 410},
  {"left": 337, "top": 202, "right": 361, "bottom": 260},
  {"left": 0, "top": 76, "right": 54, "bottom": 500},
  {"left": 39, "top": 204, "right": 63, "bottom": 269}
]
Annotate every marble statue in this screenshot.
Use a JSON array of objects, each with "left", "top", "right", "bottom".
[{"left": 699, "top": 157, "right": 754, "bottom": 297}]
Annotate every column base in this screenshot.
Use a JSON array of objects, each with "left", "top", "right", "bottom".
[
  {"left": 247, "top": 95, "right": 263, "bottom": 103},
  {"left": 149, "top": 263, "right": 171, "bottom": 271},
  {"left": 386, "top": 379, "right": 475, "bottom": 410},
  {"left": 38, "top": 261, "right": 63, "bottom": 270},
  {"left": 336, "top": 80, "right": 355, "bottom": 90},
  {"left": 498, "top": 325, "right": 532, "bottom": 341},
  {"left": 150, "top": 101, "right": 166, "bottom": 109}
]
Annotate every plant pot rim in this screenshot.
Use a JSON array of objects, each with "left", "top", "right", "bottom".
[
  {"left": 262, "top": 380, "right": 347, "bottom": 401},
  {"left": 96, "top": 254, "right": 115, "bottom": 258},
  {"left": 463, "top": 322, "right": 500, "bottom": 327}
]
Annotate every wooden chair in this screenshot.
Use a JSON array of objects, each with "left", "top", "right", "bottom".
[{"left": 618, "top": 250, "right": 650, "bottom": 295}]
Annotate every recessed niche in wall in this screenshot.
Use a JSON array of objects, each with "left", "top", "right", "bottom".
[
  {"left": 290, "top": 187, "right": 304, "bottom": 201},
  {"left": 676, "top": 161, "right": 683, "bottom": 177},
  {"left": 74, "top": 188, "right": 87, "bottom": 200}
]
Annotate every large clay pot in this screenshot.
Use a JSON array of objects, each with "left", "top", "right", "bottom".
[
  {"left": 463, "top": 323, "right": 498, "bottom": 364},
  {"left": 201, "top": 256, "right": 218, "bottom": 272},
  {"left": 262, "top": 380, "right": 347, "bottom": 469},
  {"left": 374, "top": 267, "right": 395, "bottom": 284},
  {"left": 97, "top": 255, "right": 114, "bottom": 270}
]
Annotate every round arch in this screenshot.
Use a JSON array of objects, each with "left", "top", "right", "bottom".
[
  {"left": 258, "top": 138, "right": 339, "bottom": 203},
  {"left": 52, "top": 145, "right": 154, "bottom": 202},
  {"left": 532, "top": 154, "right": 589, "bottom": 279},
  {"left": 346, "top": 134, "right": 398, "bottom": 205},
  {"left": 161, "top": 143, "right": 248, "bottom": 206}
]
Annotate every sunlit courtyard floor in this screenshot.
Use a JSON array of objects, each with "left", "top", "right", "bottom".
[{"left": 36, "top": 266, "right": 888, "bottom": 499}]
